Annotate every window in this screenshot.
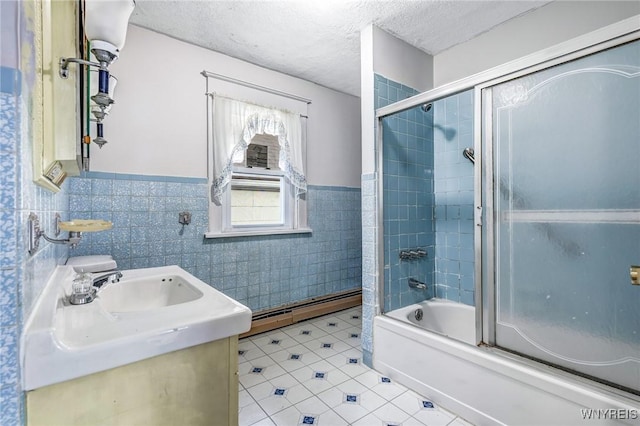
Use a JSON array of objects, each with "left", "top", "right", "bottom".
[
  {"left": 228, "top": 135, "right": 287, "bottom": 227},
  {"left": 230, "top": 174, "right": 283, "bottom": 226},
  {"left": 206, "top": 96, "right": 310, "bottom": 238}
]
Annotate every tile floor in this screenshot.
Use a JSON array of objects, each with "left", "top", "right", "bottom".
[{"left": 238, "top": 306, "right": 473, "bottom": 426}]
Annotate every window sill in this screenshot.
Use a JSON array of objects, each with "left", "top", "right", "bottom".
[{"left": 204, "top": 228, "right": 313, "bottom": 239}]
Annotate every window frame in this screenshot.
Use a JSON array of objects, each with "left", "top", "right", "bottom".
[
  {"left": 224, "top": 167, "right": 289, "bottom": 231},
  {"left": 205, "top": 94, "right": 311, "bottom": 238},
  {"left": 206, "top": 159, "right": 311, "bottom": 239}
]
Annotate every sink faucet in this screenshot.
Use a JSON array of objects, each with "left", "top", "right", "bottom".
[
  {"left": 92, "top": 270, "right": 123, "bottom": 289},
  {"left": 68, "top": 270, "right": 122, "bottom": 305}
]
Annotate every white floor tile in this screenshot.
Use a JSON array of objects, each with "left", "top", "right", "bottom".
[
  {"left": 269, "top": 406, "right": 303, "bottom": 426},
  {"left": 239, "top": 402, "right": 269, "bottom": 426},
  {"left": 326, "top": 352, "right": 369, "bottom": 378},
  {"left": 354, "top": 371, "right": 406, "bottom": 401},
  {"left": 334, "top": 378, "right": 370, "bottom": 396},
  {"left": 239, "top": 307, "right": 473, "bottom": 426},
  {"left": 332, "top": 389, "right": 387, "bottom": 424},
  {"left": 404, "top": 416, "right": 434, "bottom": 426},
  {"left": 239, "top": 389, "right": 255, "bottom": 408},
  {"left": 372, "top": 402, "right": 413, "bottom": 425},
  {"left": 308, "top": 359, "right": 340, "bottom": 374},
  {"left": 249, "top": 418, "right": 276, "bottom": 426},
  {"left": 351, "top": 413, "right": 383, "bottom": 426},
  {"left": 411, "top": 406, "right": 456, "bottom": 426},
  {"left": 239, "top": 355, "right": 282, "bottom": 387},
  {"left": 285, "top": 326, "right": 329, "bottom": 345},
  {"left": 332, "top": 401, "right": 370, "bottom": 424},
  {"left": 252, "top": 332, "right": 299, "bottom": 354},
  {"left": 316, "top": 387, "right": 344, "bottom": 408},
  {"left": 242, "top": 354, "right": 278, "bottom": 370},
  {"left": 391, "top": 390, "right": 425, "bottom": 415},
  {"left": 340, "top": 327, "right": 363, "bottom": 346},
  {"left": 316, "top": 409, "right": 349, "bottom": 426},
  {"left": 293, "top": 395, "right": 331, "bottom": 416},
  {"left": 335, "top": 311, "right": 362, "bottom": 326},
  {"left": 239, "top": 340, "right": 268, "bottom": 362},
  {"left": 269, "top": 396, "right": 330, "bottom": 426},
  {"left": 246, "top": 373, "right": 299, "bottom": 401},
  {"left": 256, "top": 383, "right": 314, "bottom": 416},
  {"left": 291, "top": 365, "right": 350, "bottom": 394},
  {"left": 268, "top": 346, "right": 318, "bottom": 373},
  {"left": 448, "top": 416, "right": 475, "bottom": 426},
  {"left": 302, "top": 337, "right": 352, "bottom": 357}
]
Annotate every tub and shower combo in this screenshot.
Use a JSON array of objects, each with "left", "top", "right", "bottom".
[{"left": 370, "top": 18, "right": 640, "bottom": 425}]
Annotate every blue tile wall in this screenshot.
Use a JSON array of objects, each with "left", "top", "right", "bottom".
[
  {"left": 362, "top": 77, "right": 477, "bottom": 367},
  {"left": 360, "top": 172, "right": 376, "bottom": 366},
  {"left": 1, "top": 85, "right": 21, "bottom": 426},
  {"left": 376, "top": 75, "right": 435, "bottom": 312},
  {"left": 433, "top": 90, "right": 475, "bottom": 305},
  {"left": 2, "top": 2, "right": 71, "bottom": 422},
  {"left": 68, "top": 173, "right": 362, "bottom": 312}
]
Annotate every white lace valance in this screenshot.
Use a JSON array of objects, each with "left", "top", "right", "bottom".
[{"left": 210, "top": 96, "right": 307, "bottom": 205}]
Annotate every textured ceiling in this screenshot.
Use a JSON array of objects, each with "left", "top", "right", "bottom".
[{"left": 130, "top": 0, "right": 550, "bottom": 96}]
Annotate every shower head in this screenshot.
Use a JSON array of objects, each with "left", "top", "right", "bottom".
[{"left": 420, "top": 103, "right": 432, "bottom": 113}]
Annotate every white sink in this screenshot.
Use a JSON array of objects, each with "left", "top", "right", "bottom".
[
  {"left": 98, "top": 274, "right": 203, "bottom": 313},
  {"left": 22, "top": 265, "right": 252, "bottom": 391}
]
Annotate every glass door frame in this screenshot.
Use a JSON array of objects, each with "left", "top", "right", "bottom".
[
  {"left": 476, "top": 28, "right": 640, "bottom": 350},
  {"left": 374, "top": 15, "right": 640, "bottom": 344}
]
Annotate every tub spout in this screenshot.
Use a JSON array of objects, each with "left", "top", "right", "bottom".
[{"left": 409, "top": 278, "right": 426, "bottom": 290}]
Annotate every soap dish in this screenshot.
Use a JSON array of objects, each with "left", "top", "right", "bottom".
[{"left": 58, "top": 220, "right": 113, "bottom": 233}]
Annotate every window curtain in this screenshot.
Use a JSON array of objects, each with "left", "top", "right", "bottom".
[{"left": 210, "top": 96, "right": 307, "bottom": 205}]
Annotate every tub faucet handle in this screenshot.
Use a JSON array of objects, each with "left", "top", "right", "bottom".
[{"left": 408, "top": 278, "right": 426, "bottom": 290}]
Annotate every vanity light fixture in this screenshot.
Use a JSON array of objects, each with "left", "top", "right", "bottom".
[{"left": 59, "top": 0, "right": 135, "bottom": 148}]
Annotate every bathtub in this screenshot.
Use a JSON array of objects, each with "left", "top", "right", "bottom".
[{"left": 374, "top": 299, "right": 640, "bottom": 425}]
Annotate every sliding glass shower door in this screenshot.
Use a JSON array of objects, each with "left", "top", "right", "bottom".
[{"left": 488, "top": 40, "right": 640, "bottom": 393}]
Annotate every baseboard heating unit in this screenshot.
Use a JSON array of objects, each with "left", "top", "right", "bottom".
[{"left": 240, "top": 289, "right": 362, "bottom": 338}]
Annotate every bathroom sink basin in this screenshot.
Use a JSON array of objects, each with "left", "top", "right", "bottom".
[
  {"left": 22, "top": 265, "right": 252, "bottom": 391},
  {"left": 98, "top": 274, "right": 203, "bottom": 313}
]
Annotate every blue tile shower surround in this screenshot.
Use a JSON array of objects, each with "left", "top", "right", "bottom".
[
  {"left": 378, "top": 74, "right": 436, "bottom": 312},
  {"left": 67, "top": 173, "right": 362, "bottom": 313},
  {"left": 362, "top": 77, "right": 476, "bottom": 367},
  {"left": 433, "top": 90, "right": 475, "bottom": 305},
  {"left": 362, "top": 75, "right": 419, "bottom": 366}
]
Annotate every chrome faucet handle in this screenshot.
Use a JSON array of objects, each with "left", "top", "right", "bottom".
[
  {"left": 408, "top": 278, "right": 427, "bottom": 289},
  {"left": 92, "top": 270, "right": 123, "bottom": 289},
  {"left": 69, "top": 273, "right": 96, "bottom": 305}
]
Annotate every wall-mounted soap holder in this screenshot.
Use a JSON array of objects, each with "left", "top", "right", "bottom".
[{"left": 28, "top": 212, "right": 112, "bottom": 255}]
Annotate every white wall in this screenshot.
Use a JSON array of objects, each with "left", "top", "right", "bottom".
[
  {"left": 434, "top": 1, "right": 640, "bottom": 86},
  {"left": 93, "top": 25, "right": 361, "bottom": 188},
  {"left": 361, "top": 24, "right": 434, "bottom": 174},
  {"left": 360, "top": 25, "right": 376, "bottom": 176},
  {"left": 372, "top": 26, "right": 434, "bottom": 93}
]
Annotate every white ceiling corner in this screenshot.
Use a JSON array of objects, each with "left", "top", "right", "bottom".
[{"left": 129, "top": 0, "right": 551, "bottom": 97}]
